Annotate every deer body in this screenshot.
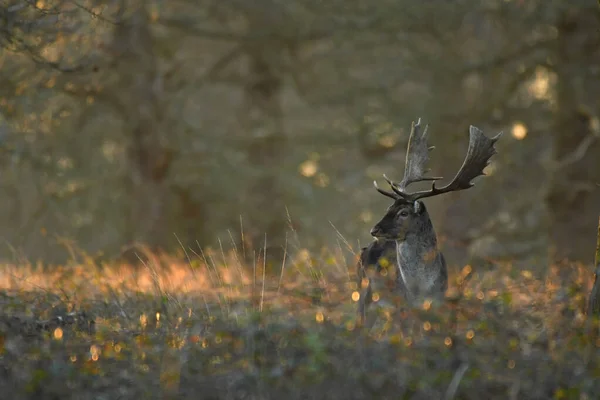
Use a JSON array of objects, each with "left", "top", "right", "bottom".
[
  {"left": 358, "top": 118, "right": 501, "bottom": 323},
  {"left": 368, "top": 200, "right": 447, "bottom": 304}
]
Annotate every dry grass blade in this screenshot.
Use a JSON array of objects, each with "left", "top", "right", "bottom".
[
  {"left": 587, "top": 216, "right": 600, "bottom": 316},
  {"left": 260, "top": 233, "right": 267, "bottom": 313},
  {"left": 277, "top": 232, "right": 289, "bottom": 293},
  {"left": 443, "top": 363, "right": 469, "bottom": 400}
]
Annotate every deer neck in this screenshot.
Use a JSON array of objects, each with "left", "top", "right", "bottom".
[
  {"left": 394, "top": 221, "right": 442, "bottom": 300},
  {"left": 395, "top": 231, "right": 439, "bottom": 269}
]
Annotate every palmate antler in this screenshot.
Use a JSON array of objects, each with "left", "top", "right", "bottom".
[{"left": 374, "top": 118, "right": 502, "bottom": 202}]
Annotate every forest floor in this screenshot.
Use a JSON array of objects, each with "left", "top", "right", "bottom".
[{"left": 0, "top": 245, "right": 598, "bottom": 400}]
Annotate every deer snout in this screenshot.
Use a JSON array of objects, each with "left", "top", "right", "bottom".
[{"left": 370, "top": 226, "right": 381, "bottom": 237}]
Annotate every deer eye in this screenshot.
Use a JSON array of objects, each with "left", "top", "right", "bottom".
[{"left": 398, "top": 210, "right": 409, "bottom": 218}]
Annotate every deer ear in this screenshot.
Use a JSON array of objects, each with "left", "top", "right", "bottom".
[
  {"left": 414, "top": 200, "right": 426, "bottom": 214},
  {"left": 413, "top": 201, "right": 421, "bottom": 214}
]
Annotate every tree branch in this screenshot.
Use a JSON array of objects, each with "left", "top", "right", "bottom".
[
  {"left": 550, "top": 133, "right": 598, "bottom": 171},
  {"left": 461, "top": 39, "right": 552, "bottom": 75}
]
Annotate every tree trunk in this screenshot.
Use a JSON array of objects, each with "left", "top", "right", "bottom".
[
  {"left": 545, "top": 6, "right": 600, "bottom": 262},
  {"left": 110, "top": 5, "right": 174, "bottom": 251},
  {"left": 238, "top": 41, "right": 288, "bottom": 270}
]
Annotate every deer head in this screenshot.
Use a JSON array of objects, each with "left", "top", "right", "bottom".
[
  {"left": 370, "top": 200, "right": 433, "bottom": 241},
  {"left": 370, "top": 118, "right": 503, "bottom": 241}
]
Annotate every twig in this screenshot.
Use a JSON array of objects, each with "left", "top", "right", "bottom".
[
  {"left": 551, "top": 133, "right": 598, "bottom": 170},
  {"left": 253, "top": 250, "right": 257, "bottom": 290},
  {"left": 329, "top": 220, "right": 355, "bottom": 254},
  {"left": 228, "top": 229, "right": 247, "bottom": 283},
  {"left": 189, "top": 247, "right": 215, "bottom": 287},
  {"left": 174, "top": 233, "right": 197, "bottom": 281},
  {"left": 240, "top": 215, "right": 246, "bottom": 263},
  {"left": 260, "top": 233, "right": 267, "bottom": 312},
  {"left": 587, "top": 216, "right": 600, "bottom": 316},
  {"left": 277, "top": 232, "right": 288, "bottom": 293},
  {"left": 217, "top": 237, "right": 230, "bottom": 275},
  {"left": 443, "top": 363, "right": 469, "bottom": 400},
  {"left": 461, "top": 39, "right": 550, "bottom": 74},
  {"left": 199, "top": 242, "right": 223, "bottom": 287}
]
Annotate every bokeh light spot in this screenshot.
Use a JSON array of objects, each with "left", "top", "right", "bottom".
[{"left": 512, "top": 122, "right": 527, "bottom": 140}]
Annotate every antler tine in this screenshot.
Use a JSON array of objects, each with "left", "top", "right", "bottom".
[
  {"left": 373, "top": 180, "right": 400, "bottom": 200},
  {"left": 389, "top": 118, "right": 442, "bottom": 191},
  {"left": 409, "top": 125, "right": 503, "bottom": 201},
  {"left": 382, "top": 174, "right": 403, "bottom": 196},
  {"left": 398, "top": 119, "right": 444, "bottom": 190},
  {"left": 374, "top": 118, "right": 443, "bottom": 201}
]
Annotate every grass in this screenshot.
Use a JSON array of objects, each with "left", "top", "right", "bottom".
[{"left": 0, "top": 238, "right": 599, "bottom": 400}]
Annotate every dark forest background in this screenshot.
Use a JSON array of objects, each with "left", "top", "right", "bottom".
[{"left": 1, "top": 0, "right": 599, "bottom": 270}]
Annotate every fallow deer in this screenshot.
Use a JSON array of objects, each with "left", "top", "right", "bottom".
[{"left": 358, "top": 118, "right": 502, "bottom": 323}]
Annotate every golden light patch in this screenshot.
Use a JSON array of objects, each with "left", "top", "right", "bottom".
[
  {"left": 511, "top": 122, "right": 527, "bottom": 140},
  {"left": 466, "top": 330, "right": 475, "bottom": 340},
  {"left": 422, "top": 300, "right": 432, "bottom": 311},
  {"left": 423, "top": 321, "right": 432, "bottom": 331},
  {"left": 444, "top": 337, "right": 453, "bottom": 347},
  {"left": 299, "top": 160, "right": 318, "bottom": 177},
  {"left": 521, "top": 270, "right": 533, "bottom": 279},
  {"left": 53, "top": 327, "right": 63, "bottom": 340},
  {"left": 315, "top": 312, "right": 324, "bottom": 323},
  {"left": 140, "top": 313, "right": 148, "bottom": 329},
  {"left": 90, "top": 345, "right": 100, "bottom": 361},
  {"left": 528, "top": 67, "right": 552, "bottom": 100},
  {"left": 351, "top": 291, "right": 360, "bottom": 302},
  {"left": 372, "top": 292, "right": 380, "bottom": 302},
  {"left": 462, "top": 265, "right": 472, "bottom": 276}
]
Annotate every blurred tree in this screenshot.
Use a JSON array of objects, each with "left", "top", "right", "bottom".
[
  {"left": 96, "top": 4, "right": 175, "bottom": 249},
  {"left": 544, "top": 6, "right": 600, "bottom": 261},
  {"left": 0, "top": 0, "right": 598, "bottom": 267}
]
